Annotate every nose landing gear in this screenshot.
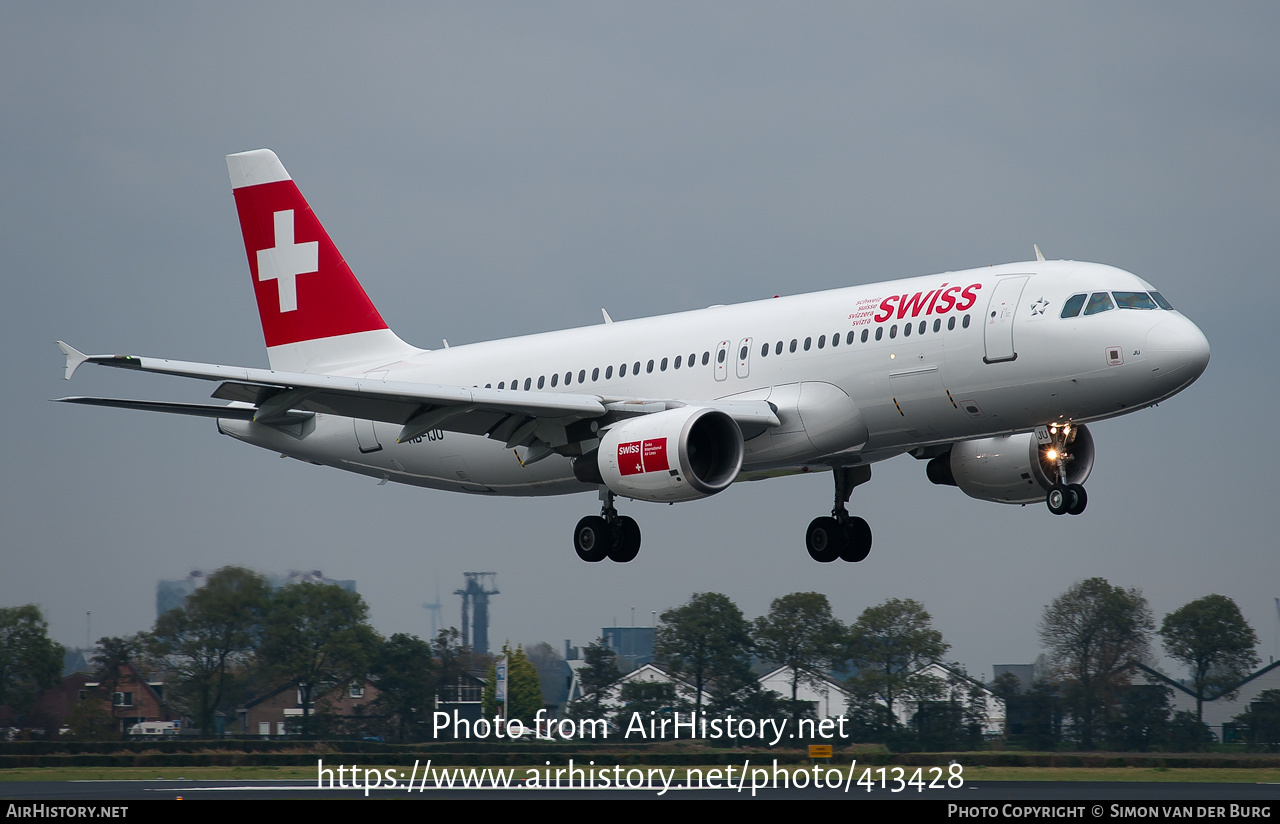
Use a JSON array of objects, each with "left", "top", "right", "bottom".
[
  {"left": 574, "top": 488, "right": 642, "bottom": 563},
  {"left": 805, "top": 465, "right": 873, "bottom": 563},
  {"left": 1042, "top": 424, "right": 1088, "bottom": 516}
]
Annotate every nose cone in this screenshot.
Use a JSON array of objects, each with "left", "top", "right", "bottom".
[{"left": 1146, "top": 317, "right": 1210, "bottom": 398}]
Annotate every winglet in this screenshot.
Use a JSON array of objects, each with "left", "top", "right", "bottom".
[
  {"left": 56, "top": 341, "right": 88, "bottom": 380},
  {"left": 1034, "top": 244, "right": 1046, "bottom": 262}
]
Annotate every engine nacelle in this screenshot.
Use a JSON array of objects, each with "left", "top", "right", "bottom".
[
  {"left": 928, "top": 425, "right": 1096, "bottom": 505},
  {"left": 594, "top": 407, "right": 744, "bottom": 503}
]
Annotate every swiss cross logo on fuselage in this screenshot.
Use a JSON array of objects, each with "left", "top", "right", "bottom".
[
  {"left": 257, "top": 209, "right": 319, "bottom": 313},
  {"left": 617, "top": 439, "right": 670, "bottom": 476}
]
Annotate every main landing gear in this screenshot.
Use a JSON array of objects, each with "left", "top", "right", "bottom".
[
  {"left": 806, "top": 465, "right": 873, "bottom": 563},
  {"left": 574, "top": 488, "right": 642, "bottom": 563},
  {"left": 1043, "top": 423, "right": 1088, "bottom": 516}
]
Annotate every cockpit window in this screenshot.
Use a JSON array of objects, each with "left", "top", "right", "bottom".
[
  {"left": 1150, "top": 291, "right": 1173, "bottom": 310},
  {"left": 1083, "top": 292, "right": 1114, "bottom": 316},
  {"left": 1060, "top": 293, "right": 1087, "bottom": 318},
  {"left": 1113, "top": 291, "right": 1158, "bottom": 310}
]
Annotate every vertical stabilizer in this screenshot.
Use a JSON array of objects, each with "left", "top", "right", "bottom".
[{"left": 227, "top": 149, "right": 421, "bottom": 373}]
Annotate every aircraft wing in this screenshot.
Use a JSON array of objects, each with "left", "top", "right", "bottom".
[{"left": 56, "top": 342, "right": 779, "bottom": 451}]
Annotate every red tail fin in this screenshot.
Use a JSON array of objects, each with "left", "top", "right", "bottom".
[{"left": 227, "top": 149, "right": 417, "bottom": 372}]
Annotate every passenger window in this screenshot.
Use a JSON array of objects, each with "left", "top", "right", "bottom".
[
  {"left": 933, "top": 319, "right": 941, "bottom": 333},
  {"left": 818, "top": 335, "right": 826, "bottom": 349},
  {"left": 702, "top": 352, "right": 710, "bottom": 365},
  {"left": 1114, "top": 291, "right": 1158, "bottom": 310},
  {"left": 523, "top": 378, "right": 531, "bottom": 390},
  {"left": 675, "top": 355, "right": 683, "bottom": 369},
  {"left": 716, "top": 350, "right": 726, "bottom": 364},
  {"left": 634, "top": 361, "right": 641, "bottom": 374},
  {"left": 660, "top": 357, "right": 668, "bottom": 371},
  {"left": 760, "top": 343, "right": 769, "bottom": 357},
  {"left": 904, "top": 323, "right": 912, "bottom": 337},
  {"left": 802, "top": 337, "right": 810, "bottom": 351},
  {"left": 538, "top": 376, "right": 545, "bottom": 389},
  {"left": 620, "top": 363, "right": 627, "bottom": 377},
  {"left": 948, "top": 316, "right": 956, "bottom": 331},
  {"left": 919, "top": 321, "right": 926, "bottom": 335},
  {"left": 498, "top": 381, "right": 505, "bottom": 389},
  {"left": 646, "top": 359, "right": 654, "bottom": 373},
  {"left": 889, "top": 325, "right": 897, "bottom": 339},
  {"left": 578, "top": 369, "right": 586, "bottom": 383},
  {"left": 1083, "top": 292, "right": 1114, "bottom": 315},
  {"left": 831, "top": 331, "right": 839, "bottom": 347},
  {"left": 738, "top": 346, "right": 747, "bottom": 360},
  {"left": 874, "top": 327, "right": 883, "bottom": 341},
  {"left": 1060, "top": 293, "right": 1087, "bottom": 318},
  {"left": 592, "top": 367, "right": 600, "bottom": 381},
  {"left": 790, "top": 339, "right": 798, "bottom": 353},
  {"left": 848, "top": 331, "right": 856, "bottom": 345},
  {"left": 775, "top": 341, "right": 783, "bottom": 355},
  {"left": 550, "top": 373, "right": 558, "bottom": 387},
  {"left": 962, "top": 314, "right": 971, "bottom": 328},
  {"left": 860, "top": 329, "right": 867, "bottom": 343},
  {"left": 606, "top": 365, "right": 613, "bottom": 379}
]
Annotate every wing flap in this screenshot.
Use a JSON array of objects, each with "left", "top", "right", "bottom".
[{"left": 55, "top": 397, "right": 260, "bottom": 420}]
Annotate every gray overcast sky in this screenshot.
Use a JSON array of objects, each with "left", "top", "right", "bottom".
[{"left": 4, "top": 3, "right": 1278, "bottom": 680}]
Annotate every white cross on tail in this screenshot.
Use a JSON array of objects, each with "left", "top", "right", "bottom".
[{"left": 257, "top": 209, "right": 318, "bottom": 313}]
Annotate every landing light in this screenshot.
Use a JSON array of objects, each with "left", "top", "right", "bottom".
[{"left": 1045, "top": 449, "right": 1059, "bottom": 462}]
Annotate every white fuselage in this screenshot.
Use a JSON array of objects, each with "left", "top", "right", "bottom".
[{"left": 217, "top": 259, "right": 1208, "bottom": 496}]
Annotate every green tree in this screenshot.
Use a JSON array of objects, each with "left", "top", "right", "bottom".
[
  {"left": 91, "top": 634, "right": 146, "bottom": 734},
  {"left": 1160, "top": 594, "right": 1260, "bottom": 723},
  {"left": 482, "top": 643, "right": 542, "bottom": 724},
  {"left": 150, "top": 566, "right": 270, "bottom": 735},
  {"left": 752, "top": 592, "right": 846, "bottom": 722},
  {"left": 0, "top": 605, "right": 65, "bottom": 712},
  {"left": 259, "top": 582, "right": 379, "bottom": 735},
  {"left": 1039, "top": 577, "right": 1154, "bottom": 749},
  {"left": 654, "top": 592, "right": 754, "bottom": 713},
  {"left": 1232, "top": 689, "right": 1280, "bottom": 752},
  {"left": 65, "top": 694, "right": 117, "bottom": 740},
  {"left": 991, "top": 671, "right": 1022, "bottom": 739},
  {"left": 845, "top": 598, "right": 948, "bottom": 734},
  {"left": 567, "top": 639, "right": 622, "bottom": 718},
  {"left": 525, "top": 641, "right": 567, "bottom": 708},
  {"left": 611, "top": 680, "right": 686, "bottom": 733},
  {"left": 507, "top": 644, "right": 543, "bottom": 723},
  {"left": 1105, "top": 683, "right": 1172, "bottom": 752},
  {"left": 431, "top": 627, "right": 472, "bottom": 689},
  {"left": 371, "top": 633, "right": 436, "bottom": 742}
]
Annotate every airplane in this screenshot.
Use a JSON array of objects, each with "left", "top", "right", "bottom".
[{"left": 56, "top": 149, "right": 1211, "bottom": 564}]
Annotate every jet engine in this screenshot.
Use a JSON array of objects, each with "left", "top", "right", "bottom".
[
  {"left": 578, "top": 407, "right": 744, "bottom": 503},
  {"left": 926, "top": 425, "right": 1095, "bottom": 505}
]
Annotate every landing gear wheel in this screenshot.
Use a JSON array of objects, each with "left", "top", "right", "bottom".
[
  {"left": 608, "top": 516, "right": 642, "bottom": 563},
  {"left": 574, "top": 515, "right": 610, "bottom": 562},
  {"left": 1066, "top": 483, "right": 1088, "bottom": 515},
  {"left": 1046, "top": 484, "right": 1070, "bottom": 515},
  {"left": 806, "top": 517, "right": 842, "bottom": 563},
  {"left": 839, "top": 516, "right": 873, "bottom": 562}
]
